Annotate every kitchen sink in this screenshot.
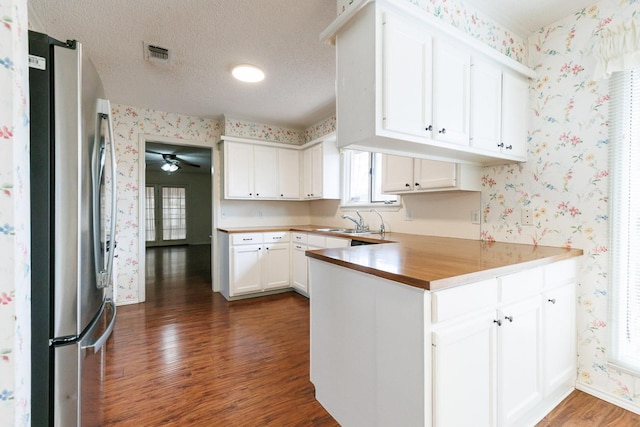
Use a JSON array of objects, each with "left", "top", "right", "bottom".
[{"left": 314, "top": 228, "right": 381, "bottom": 235}]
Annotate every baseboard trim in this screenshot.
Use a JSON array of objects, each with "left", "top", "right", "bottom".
[{"left": 576, "top": 383, "right": 640, "bottom": 415}]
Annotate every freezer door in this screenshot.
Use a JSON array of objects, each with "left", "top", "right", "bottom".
[
  {"left": 54, "top": 299, "right": 116, "bottom": 427},
  {"left": 52, "top": 42, "right": 105, "bottom": 338}
]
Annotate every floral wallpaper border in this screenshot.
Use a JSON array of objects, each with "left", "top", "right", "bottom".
[{"left": 223, "top": 116, "right": 304, "bottom": 145}]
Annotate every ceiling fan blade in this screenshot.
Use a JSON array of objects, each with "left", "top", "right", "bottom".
[
  {"left": 146, "top": 150, "right": 166, "bottom": 156},
  {"left": 175, "top": 156, "right": 201, "bottom": 168}
]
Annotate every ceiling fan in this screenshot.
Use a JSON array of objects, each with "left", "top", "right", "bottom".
[{"left": 147, "top": 150, "right": 201, "bottom": 172}]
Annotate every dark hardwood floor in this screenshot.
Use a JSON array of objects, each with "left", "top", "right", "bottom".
[{"left": 103, "top": 245, "right": 640, "bottom": 426}]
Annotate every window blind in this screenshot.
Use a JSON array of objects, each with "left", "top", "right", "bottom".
[{"left": 609, "top": 69, "right": 640, "bottom": 373}]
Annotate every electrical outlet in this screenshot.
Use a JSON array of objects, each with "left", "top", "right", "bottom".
[
  {"left": 522, "top": 208, "right": 533, "bottom": 226},
  {"left": 471, "top": 210, "right": 481, "bottom": 224},
  {"left": 404, "top": 208, "right": 413, "bottom": 221}
]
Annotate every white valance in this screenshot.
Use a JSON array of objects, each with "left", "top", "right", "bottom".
[{"left": 593, "top": 18, "right": 640, "bottom": 80}]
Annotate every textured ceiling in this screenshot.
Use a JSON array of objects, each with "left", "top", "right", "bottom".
[
  {"left": 29, "top": 0, "right": 337, "bottom": 129},
  {"left": 29, "top": 0, "right": 598, "bottom": 130}
]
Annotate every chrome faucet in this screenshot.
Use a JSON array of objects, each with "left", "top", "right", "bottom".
[
  {"left": 370, "top": 209, "right": 385, "bottom": 234},
  {"left": 341, "top": 211, "right": 368, "bottom": 232}
]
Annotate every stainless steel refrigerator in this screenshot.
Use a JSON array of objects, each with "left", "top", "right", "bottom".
[{"left": 29, "top": 30, "right": 118, "bottom": 426}]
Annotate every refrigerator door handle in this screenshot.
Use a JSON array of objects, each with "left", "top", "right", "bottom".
[
  {"left": 96, "top": 98, "right": 118, "bottom": 290},
  {"left": 81, "top": 299, "right": 116, "bottom": 354}
]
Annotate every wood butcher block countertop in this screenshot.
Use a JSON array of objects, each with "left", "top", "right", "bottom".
[{"left": 218, "top": 225, "right": 583, "bottom": 291}]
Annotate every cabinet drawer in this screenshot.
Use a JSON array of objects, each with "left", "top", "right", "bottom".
[
  {"left": 325, "top": 236, "right": 349, "bottom": 248},
  {"left": 544, "top": 259, "right": 576, "bottom": 289},
  {"left": 231, "top": 233, "right": 264, "bottom": 245},
  {"left": 264, "top": 231, "right": 290, "bottom": 243},
  {"left": 499, "top": 267, "right": 543, "bottom": 303},
  {"left": 292, "top": 232, "right": 308, "bottom": 244},
  {"left": 307, "top": 234, "right": 326, "bottom": 247},
  {"left": 432, "top": 279, "right": 498, "bottom": 323}
]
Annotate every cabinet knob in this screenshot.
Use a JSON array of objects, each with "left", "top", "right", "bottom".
[
  {"left": 504, "top": 315, "right": 514, "bottom": 322},
  {"left": 415, "top": 182, "right": 420, "bottom": 187},
  {"left": 281, "top": 194, "right": 284, "bottom": 197},
  {"left": 256, "top": 193, "right": 259, "bottom": 196},
  {"left": 425, "top": 125, "right": 433, "bottom": 131},
  {"left": 493, "top": 319, "right": 502, "bottom": 326},
  {"left": 497, "top": 143, "right": 504, "bottom": 148},
  {"left": 438, "top": 128, "right": 446, "bottom": 134},
  {"left": 548, "top": 298, "right": 557, "bottom": 304},
  {"left": 249, "top": 193, "right": 253, "bottom": 196},
  {"left": 505, "top": 145, "right": 513, "bottom": 150},
  {"left": 405, "top": 183, "right": 411, "bottom": 187}
]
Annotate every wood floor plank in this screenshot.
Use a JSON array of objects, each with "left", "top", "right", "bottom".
[{"left": 103, "top": 245, "right": 640, "bottom": 426}]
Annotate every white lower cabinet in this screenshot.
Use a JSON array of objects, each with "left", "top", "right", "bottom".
[
  {"left": 431, "top": 262, "right": 574, "bottom": 427},
  {"left": 291, "top": 232, "right": 350, "bottom": 296},
  {"left": 227, "top": 232, "right": 291, "bottom": 298},
  {"left": 310, "top": 254, "right": 578, "bottom": 427}
]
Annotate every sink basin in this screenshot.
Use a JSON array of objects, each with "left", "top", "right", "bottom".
[
  {"left": 314, "top": 228, "right": 349, "bottom": 232},
  {"left": 313, "top": 228, "right": 382, "bottom": 235}
]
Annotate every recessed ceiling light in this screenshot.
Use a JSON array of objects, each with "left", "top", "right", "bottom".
[{"left": 231, "top": 64, "right": 265, "bottom": 83}]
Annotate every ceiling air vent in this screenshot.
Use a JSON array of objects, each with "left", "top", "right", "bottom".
[{"left": 143, "top": 42, "right": 170, "bottom": 63}]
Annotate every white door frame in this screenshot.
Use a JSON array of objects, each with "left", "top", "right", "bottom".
[{"left": 138, "top": 134, "right": 218, "bottom": 303}]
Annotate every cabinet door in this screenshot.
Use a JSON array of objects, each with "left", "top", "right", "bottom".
[
  {"left": 253, "top": 146, "right": 278, "bottom": 199},
  {"left": 225, "top": 143, "right": 253, "bottom": 199},
  {"left": 303, "top": 148, "right": 314, "bottom": 199},
  {"left": 381, "top": 12, "right": 432, "bottom": 138},
  {"left": 501, "top": 72, "right": 528, "bottom": 159},
  {"left": 414, "top": 159, "right": 456, "bottom": 190},
  {"left": 278, "top": 148, "right": 300, "bottom": 199},
  {"left": 470, "top": 59, "right": 502, "bottom": 153},
  {"left": 432, "top": 38, "right": 470, "bottom": 146},
  {"left": 263, "top": 243, "right": 290, "bottom": 290},
  {"left": 292, "top": 243, "right": 308, "bottom": 294},
  {"left": 498, "top": 297, "right": 543, "bottom": 426},
  {"left": 432, "top": 311, "right": 497, "bottom": 427},
  {"left": 230, "top": 244, "right": 262, "bottom": 295},
  {"left": 381, "top": 154, "right": 414, "bottom": 193},
  {"left": 311, "top": 144, "right": 324, "bottom": 198},
  {"left": 542, "top": 282, "right": 576, "bottom": 394}
]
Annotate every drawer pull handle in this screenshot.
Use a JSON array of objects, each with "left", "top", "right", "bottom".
[
  {"left": 504, "top": 315, "right": 514, "bottom": 323},
  {"left": 425, "top": 125, "right": 433, "bottom": 132},
  {"left": 438, "top": 128, "right": 446, "bottom": 134},
  {"left": 242, "top": 238, "right": 252, "bottom": 241},
  {"left": 497, "top": 142, "right": 504, "bottom": 148},
  {"left": 548, "top": 298, "right": 556, "bottom": 304},
  {"left": 493, "top": 319, "right": 502, "bottom": 326}
]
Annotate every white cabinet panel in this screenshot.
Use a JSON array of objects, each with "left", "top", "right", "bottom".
[
  {"left": 470, "top": 58, "right": 503, "bottom": 153},
  {"left": 501, "top": 72, "right": 528, "bottom": 160},
  {"left": 278, "top": 148, "right": 300, "bottom": 199},
  {"left": 292, "top": 243, "right": 308, "bottom": 294},
  {"left": 381, "top": 154, "right": 414, "bottom": 192},
  {"left": 230, "top": 244, "right": 263, "bottom": 295},
  {"left": 498, "top": 297, "right": 543, "bottom": 426},
  {"left": 432, "top": 38, "right": 470, "bottom": 146},
  {"left": 224, "top": 142, "right": 254, "bottom": 198},
  {"left": 263, "top": 243, "right": 290, "bottom": 290},
  {"left": 382, "top": 12, "right": 432, "bottom": 138},
  {"left": 432, "top": 310, "right": 497, "bottom": 427},
  {"left": 414, "top": 158, "right": 456, "bottom": 190},
  {"left": 253, "top": 145, "right": 278, "bottom": 199}
]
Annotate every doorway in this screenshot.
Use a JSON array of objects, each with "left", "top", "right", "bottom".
[{"left": 138, "top": 135, "right": 215, "bottom": 303}]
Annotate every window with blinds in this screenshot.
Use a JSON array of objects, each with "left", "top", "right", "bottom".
[
  {"left": 609, "top": 69, "right": 640, "bottom": 374},
  {"left": 162, "top": 187, "right": 187, "bottom": 241},
  {"left": 145, "top": 186, "right": 156, "bottom": 242}
]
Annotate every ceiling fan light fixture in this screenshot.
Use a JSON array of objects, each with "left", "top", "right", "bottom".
[
  {"left": 161, "top": 162, "right": 180, "bottom": 173},
  {"left": 231, "top": 64, "right": 265, "bottom": 83}
]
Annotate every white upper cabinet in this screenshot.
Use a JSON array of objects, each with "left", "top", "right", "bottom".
[
  {"left": 470, "top": 58, "right": 527, "bottom": 161},
  {"left": 382, "top": 154, "right": 481, "bottom": 193},
  {"left": 277, "top": 148, "right": 300, "bottom": 199},
  {"left": 381, "top": 12, "right": 432, "bottom": 138},
  {"left": 221, "top": 135, "right": 339, "bottom": 201},
  {"left": 432, "top": 38, "right": 470, "bottom": 146},
  {"left": 501, "top": 71, "right": 529, "bottom": 160},
  {"left": 326, "top": 1, "right": 535, "bottom": 166},
  {"left": 253, "top": 145, "right": 279, "bottom": 199},
  {"left": 224, "top": 142, "right": 255, "bottom": 199}
]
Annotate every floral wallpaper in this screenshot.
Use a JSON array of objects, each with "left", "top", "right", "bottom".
[
  {"left": 0, "top": 0, "right": 30, "bottom": 425},
  {"left": 223, "top": 116, "right": 304, "bottom": 145},
  {"left": 482, "top": 0, "right": 640, "bottom": 411},
  {"left": 303, "top": 115, "right": 336, "bottom": 142},
  {"left": 338, "top": 0, "right": 527, "bottom": 64},
  {"left": 111, "top": 104, "right": 221, "bottom": 304}
]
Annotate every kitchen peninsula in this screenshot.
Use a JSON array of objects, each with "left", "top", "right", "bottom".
[{"left": 305, "top": 232, "right": 582, "bottom": 427}]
